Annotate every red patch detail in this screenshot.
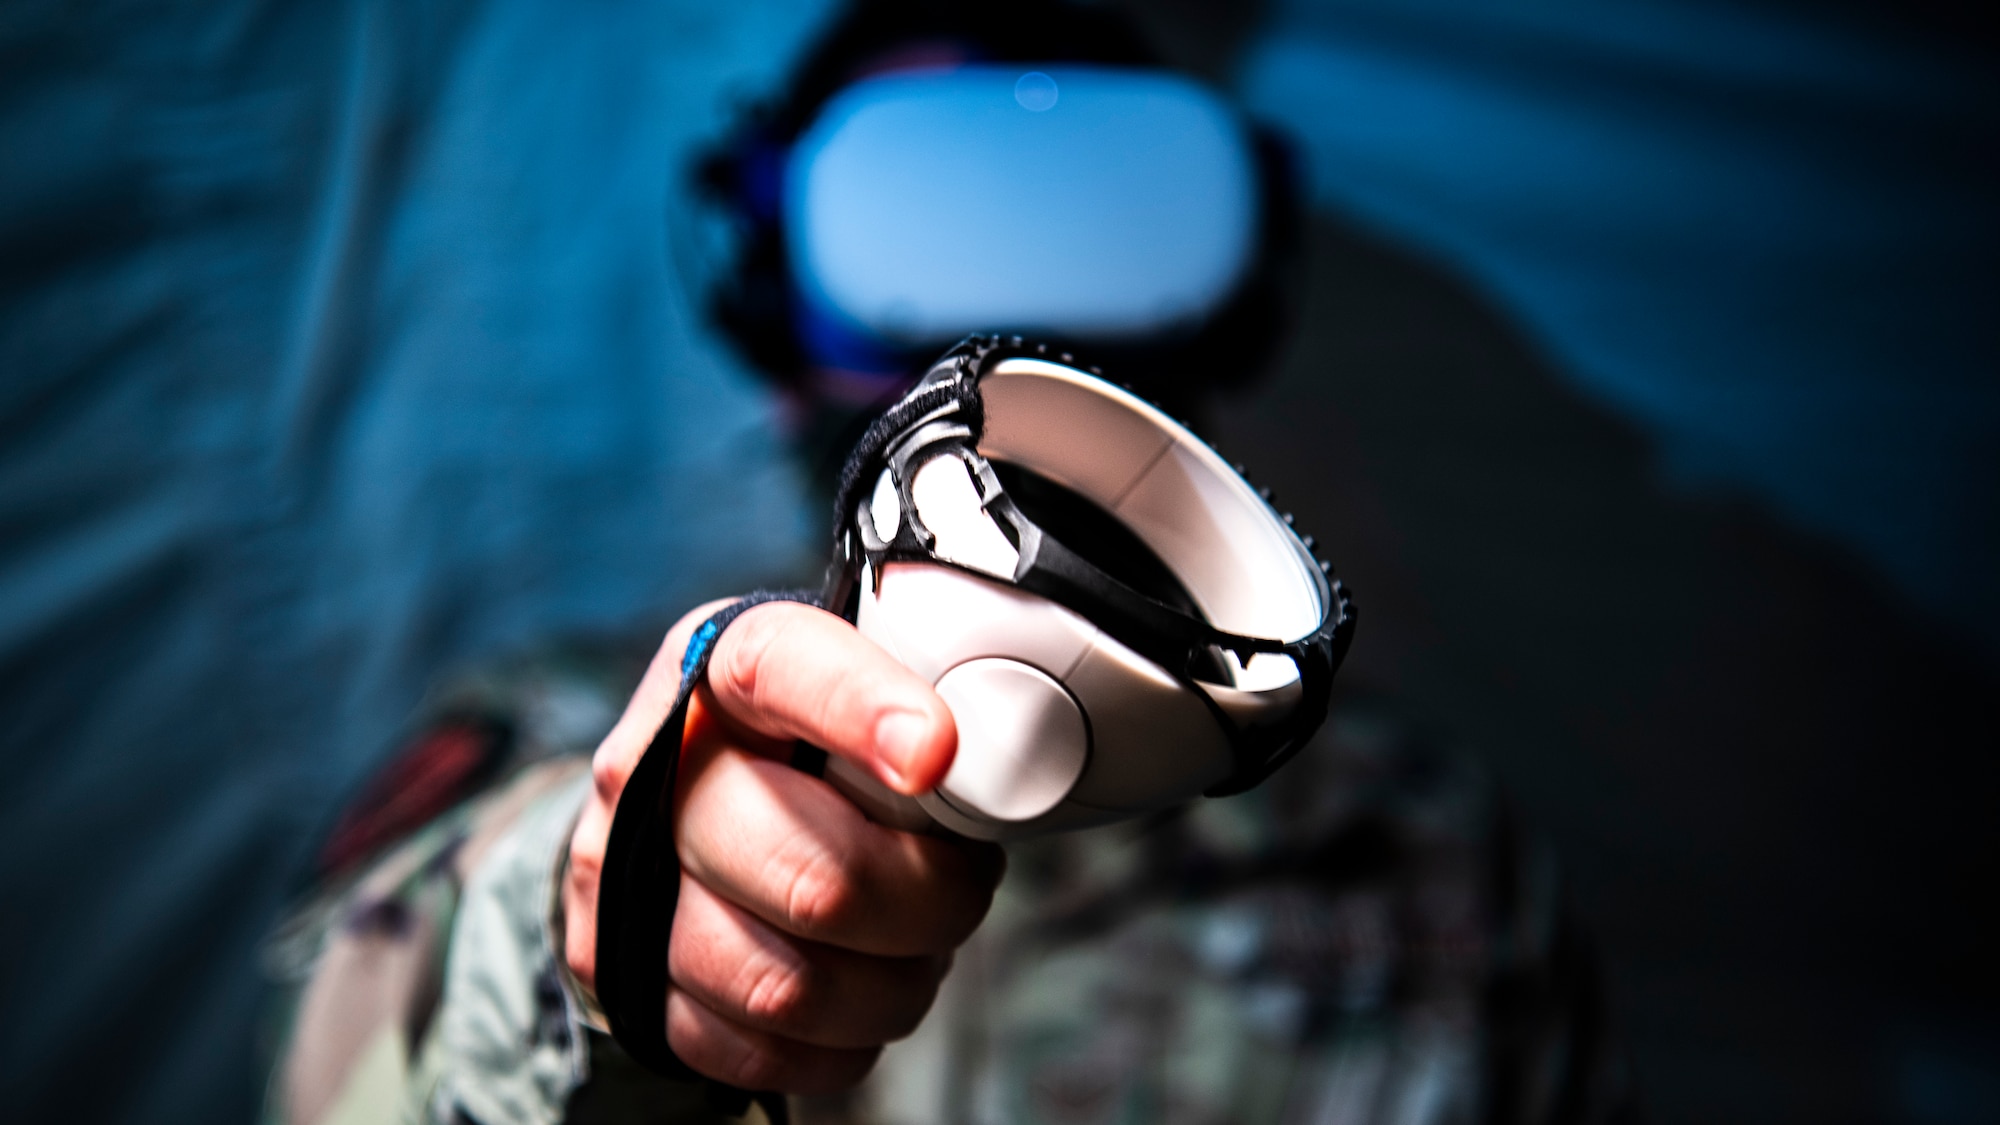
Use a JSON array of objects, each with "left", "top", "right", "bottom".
[{"left": 318, "top": 719, "right": 505, "bottom": 877}]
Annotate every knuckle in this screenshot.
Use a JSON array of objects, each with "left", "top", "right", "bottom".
[
  {"left": 721, "top": 1039, "right": 790, "bottom": 1093},
  {"left": 589, "top": 750, "right": 626, "bottom": 801},
  {"left": 710, "top": 605, "right": 793, "bottom": 710},
  {"left": 781, "top": 847, "right": 859, "bottom": 937},
  {"left": 738, "top": 956, "right": 814, "bottom": 1031}
]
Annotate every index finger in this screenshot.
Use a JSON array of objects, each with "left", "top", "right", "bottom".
[{"left": 704, "top": 602, "right": 956, "bottom": 796}]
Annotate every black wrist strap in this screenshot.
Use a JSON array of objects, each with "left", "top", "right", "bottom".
[{"left": 595, "top": 589, "right": 820, "bottom": 1112}]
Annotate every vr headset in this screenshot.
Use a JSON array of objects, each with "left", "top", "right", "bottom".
[{"left": 692, "top": 0, "right": 1304, "bottom": 457}]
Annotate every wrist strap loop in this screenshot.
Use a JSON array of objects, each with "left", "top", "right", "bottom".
[{"left": 596, "top": 589, "right": 820, "bottom": 1108}]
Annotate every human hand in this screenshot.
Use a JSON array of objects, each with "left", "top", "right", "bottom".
[{"left": 563, "top": 600, "right": 1005, "bottom": 1094}]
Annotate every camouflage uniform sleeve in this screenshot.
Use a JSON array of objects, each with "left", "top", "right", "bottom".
[
  {"left": 263, "top": 761, "right": 599, "bottom": 1125},
  {"left": 800, "top": 695, "right": 1635, "bottom": 1125},
  {"left": 263, "top": 644, "right": 778, "bottom": 1125},
  {"left": 414, "top": 763, "right": 594, "bottom": 1124}
]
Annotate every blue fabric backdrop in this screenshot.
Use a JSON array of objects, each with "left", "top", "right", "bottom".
[
  {"left": 0, "top": 2, "right": 823, "bottom": 1120},
  {"left": 1240, "top": 0, "right": 1998, "bottom": 656},
  {"left": 1, "top": 0, "right": 1992, "bottom": 1120}
]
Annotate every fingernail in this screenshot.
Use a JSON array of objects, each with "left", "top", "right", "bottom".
[{"left": 873, "top": 710, "right": 931, "bottom": 790}]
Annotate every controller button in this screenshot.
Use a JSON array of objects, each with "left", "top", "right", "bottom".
[{"left": 934, "top": 658, "right": 1089, "bottom": 823}]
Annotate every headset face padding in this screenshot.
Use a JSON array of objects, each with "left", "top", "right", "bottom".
[{"left": 825, "top": 342, "right": 1348, "bottom": 840}]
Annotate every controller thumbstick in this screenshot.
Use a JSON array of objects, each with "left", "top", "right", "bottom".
[{"left": 932, "top": 658, "right": 1089, "bottom": 823}]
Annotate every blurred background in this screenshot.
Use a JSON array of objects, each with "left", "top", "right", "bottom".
[{"left": 1, "top": 1, "right": 1994, "bottom": 1123}]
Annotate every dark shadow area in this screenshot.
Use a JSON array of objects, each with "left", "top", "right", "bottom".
[{"left": 1204, "top": 213, "right": 1999, "bottom": 1121}]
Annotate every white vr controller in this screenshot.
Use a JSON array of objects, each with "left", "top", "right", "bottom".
[
  {"left": 594, "top": 336, "right": 1356, "bottom": 1075},
  {"left": 821, "top": 336, "right": 1354, "bottom": 840}
]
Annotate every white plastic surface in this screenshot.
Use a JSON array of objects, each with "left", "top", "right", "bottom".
[
  {"left": 978, "top": 358, "right": 1323, "bottom": 648},
  {"left": 933, "top": 659, "right": 1089, "bottom": 822},
  {"left": 869, "top": 468, "right": 901, "bottom": 543},
  {"left": 1060, "top": 631, "right": 1235, "bottom": 808},
  {"left": 859, "top": 562, "right": 1237, "bottom": 829},
  {"left": 853, "top": 359, "right": 1336, "bottom": 838},
  {"left": 910, "top": 456, "right": 1019, "bottom": 579},
  {"left": 978, "top": 359, "right": 1174, "bottom": 508},
  {"left": 858, "top": 563, "right": 1096, "bottom": 685}
]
